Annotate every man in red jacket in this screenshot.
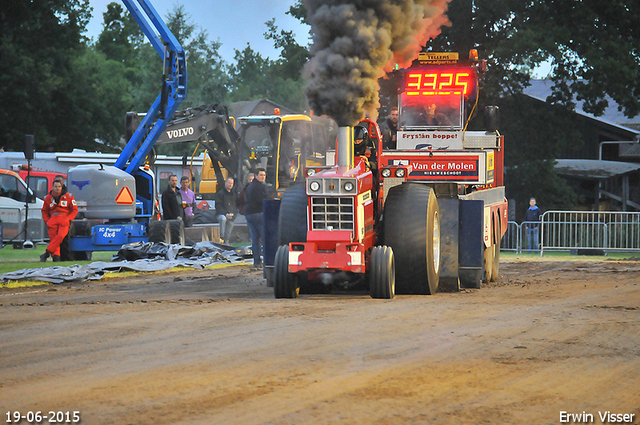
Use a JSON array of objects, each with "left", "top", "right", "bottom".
[{"left": 41, "top": 179, "right": 78, "bottom": 262}]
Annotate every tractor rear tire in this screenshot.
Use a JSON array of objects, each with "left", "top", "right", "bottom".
[
  {"left": 369, "top": 245, "right": 395, "bottom": 299},
  {"left": 148, "top": 220, "right": 171, "bottom": 243},
  {"left": 383, "top": 183, "right": 440, "bottom": 295},
  {"left": 167, "top": 219, "right": 186, "bottom": 245},
  {"left": 274, "top": 245, "right": 299, "bottom": 298}
]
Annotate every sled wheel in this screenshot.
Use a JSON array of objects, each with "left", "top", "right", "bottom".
[{"left": 490, "top": 219, "right": 501, "bottom": 282}]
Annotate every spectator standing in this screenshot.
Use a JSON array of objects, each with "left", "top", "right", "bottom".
[
  {"left": 179, "top": 176, "right": 196, "bottom": 227},
  {"left": 379, "top": 106, "right": 398, "bottom": 149},
  {"left": 215, "top": 177, "right": 238, "bottom": 244},
  {"left": 236, "top": 172, "right": 254, "bottom": 216},
  {"left": 161, "top": 174, "right": 183, "bottom": 221},
  {"left": 525, "top": 197, "right": 542, "bottom": 253},
  {"left": 245, "top": 168, "right": 269, "bottom": 267},
  {"left": 41, "top": 179, "right": 78, "bottom": 262}
]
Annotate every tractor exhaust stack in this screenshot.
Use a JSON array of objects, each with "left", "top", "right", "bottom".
[{"left": 337, "top": 126, "right": 354, "bottom": 169}]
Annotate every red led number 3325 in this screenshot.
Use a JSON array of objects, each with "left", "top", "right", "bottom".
[{"left": 405, "top": 70, "right": 474, "bottom": 96}]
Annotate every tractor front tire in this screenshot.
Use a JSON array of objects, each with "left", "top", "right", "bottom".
[
  {"left": 370, "top": 245, "right": 395, "bottom": 299},
  {"left": 277, "top": 184, "right": 314, "bottom": 291},
  {"left": 277, "top": 184, "right": 308, "bottom": 246},
  {"left": 274, "top": 245, "right": 299, "bottom": 299}
]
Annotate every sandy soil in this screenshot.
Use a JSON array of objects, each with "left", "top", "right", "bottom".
[{"left": 1, "top": 259, "right": 639, "bottom": 425}]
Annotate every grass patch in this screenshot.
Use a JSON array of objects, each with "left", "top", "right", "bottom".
[{"left": 0, "top": 244, "right": 113, "bottom": 274}]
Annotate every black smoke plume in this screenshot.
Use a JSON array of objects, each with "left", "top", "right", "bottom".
[{"left": 303, "top": 0, "right": 450, "bottom": 126}]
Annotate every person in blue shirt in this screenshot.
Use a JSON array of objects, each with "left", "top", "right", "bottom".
[{"left": 525, "top": 197, "right": 542, "bottom": 253}]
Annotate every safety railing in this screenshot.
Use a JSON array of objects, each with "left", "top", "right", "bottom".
[
  {"left": 0, "top": 207, "right": 47, "bottom": 244},
  {"left": 501, "top": 221, "right": 520, "bottom": 252},
  {"left": 499, "top": 212, "right": 640, "bottom": 255},
  {"left": 540, "top": 211, "right": 640, "bottom": 255}
]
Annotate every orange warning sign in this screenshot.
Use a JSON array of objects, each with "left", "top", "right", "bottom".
[{"left": 115, "top": 187, "right": 134, "bottom": 205}]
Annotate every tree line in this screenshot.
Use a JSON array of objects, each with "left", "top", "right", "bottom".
[
  {"left": 1, "top": 0, "right": 638, "bottom": 213},
  {"left": 0, "top": 1, "right": 310, "bottom": 154}
]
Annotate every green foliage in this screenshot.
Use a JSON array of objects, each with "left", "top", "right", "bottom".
[
  {"left": 0, "top": 0, "right": 313, "bottom": 155},
  {"left": 0, "top": 0, "right": 94, "bottom": 151},
  {"left": 226, "top": 5, "right": 310, "bottom": 113},
  {"left": 418, "top": 0, "right": 640, "bottom": 211},
  {"left": 498, "top": 97, "right": 585, "bottom": 164},
  {"left": 71, "top": 48, "right": 133, "bottom": 150},
  {"left": 505, "top": 159, "right": 580, "bottom": 220},
  {"left": 426, "top": 0, "right": 640, "bottom": 118},
  {"left": 127, "top": 5, "right": 230, "bottom": 113},
  {"left": 287, "top": 0, "right": 309, "bottom": 27},
  {"left": 95, "top": 2, "right": 143, "bottom": 64},
  {"left": 105, "top": 4, "right": 231, "bottom": 155},
  {"left": 264, "top": 18, "right": 309, "bottom": 81},
  {"left": 227, "top": 44, "right": 308, "bottom": 113}
]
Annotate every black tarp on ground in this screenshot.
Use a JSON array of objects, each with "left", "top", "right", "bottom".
[{"left": 0, "top": 241, "right": 252, "bottom": 284}]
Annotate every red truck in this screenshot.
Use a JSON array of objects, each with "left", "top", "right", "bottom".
[{"left": 14, "top": 165, "right": 67, "bottom": 200}]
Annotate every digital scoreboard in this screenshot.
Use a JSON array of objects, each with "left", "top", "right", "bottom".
[{"left": 403, "top": 68, "right": 476, "bottom": 97}]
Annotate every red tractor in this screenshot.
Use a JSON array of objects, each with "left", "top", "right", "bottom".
[{"left": 266, "top": 50, "right": 507, "bottom": 298}]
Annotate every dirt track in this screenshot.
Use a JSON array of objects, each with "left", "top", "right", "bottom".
[{"left": 1, "top": 259, "right": 639, "bottom": 425}]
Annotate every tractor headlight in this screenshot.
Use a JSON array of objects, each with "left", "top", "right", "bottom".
[
  {"left": 306, "top": 168, "right": 316, "bottom": 176},
  {"left": 310, "top": 181, "right": 321, "bottom": 192},
  {"left": 381, "top": 168, "right": 391, "bottom": 178},
  {"left": 395, "top": 168, "right": 406, "bottom": 178},
  {"left": 343, "top": 181, "right": 355, "bottom": 192}
]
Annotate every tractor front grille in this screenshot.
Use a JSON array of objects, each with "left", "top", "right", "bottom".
[{"left": 311, "top": 197, "right": 354, "bottom": 232}]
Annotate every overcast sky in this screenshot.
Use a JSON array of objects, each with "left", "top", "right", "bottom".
[{"left": 86, "top": 0, "right": 311, "bottom": 63}]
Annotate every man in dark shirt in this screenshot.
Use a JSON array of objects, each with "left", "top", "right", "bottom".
[
  {"left": 245, "top": 168, "right": 269, "bottom": 267},
  {"left": 378, "top": 106, "right": 398, "bottom": 149},
  {"left": 161, "top": 174, "right": 183, "bottom": 221},
  {"left": 215, "top": 177, "right": 237, "bottom": 244}
]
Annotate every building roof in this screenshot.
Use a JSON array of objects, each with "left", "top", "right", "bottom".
[
  {"left": 555, "top": 159, "right": 640, "bottom": 180},
  {"left": 523, "top": 80, "right": 640, "bottom": 140}
]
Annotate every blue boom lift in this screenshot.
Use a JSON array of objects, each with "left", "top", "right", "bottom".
[{"left": 65, "top": 0, "right": 187, "bottom": 259}]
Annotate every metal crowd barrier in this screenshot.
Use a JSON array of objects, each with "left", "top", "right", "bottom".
[
  {"left": 501, "top": 221, "right": 520, "bottom": 252},
  {"left": 498, "top": 212, "right": 640, "bottom": 255},
  {"left": 540, "top": 211, "right": 640, "bottom": 256}
]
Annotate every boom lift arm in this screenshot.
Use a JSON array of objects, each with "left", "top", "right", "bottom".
[
  {"left": 114, "top": 0, "right": 187, "bottom": 175},
  {"left": 65, "top": 0, "right": 187, "bottom": 257}
]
